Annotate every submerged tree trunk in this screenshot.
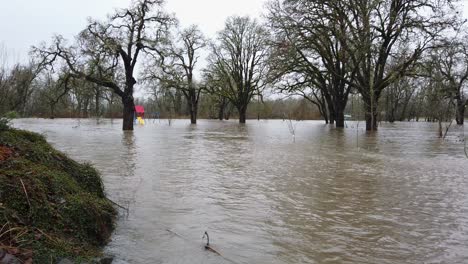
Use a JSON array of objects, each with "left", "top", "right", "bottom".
[
  {"left": 328, "top": 104, "right": 335, "bottom": 125},
  {"left": 122, "top": 95, "right": 135, "bottom": 131},
  {"left": 365, "top": 103, "right": 378, "bottom": 131},
  {"left": 238, "top": 105, "right": 247, "bottom": 124},
  {"left": 438, "top": 120, "right": 443, "bottom": 138},
  {"left": 323, "top": 112, "right": 329, "bottom": 124},
  {"left": 189, "top": 100, "right": 198, "bottom": 124},
  {"left": 335, "top": 109, "right": 345, "bottom": 128},
  {"left": 334, "top": 101, "right": 346, "bottom": 128},
  {"left": 365, "top": 111, "right": 378, "bottom": 131},
  {"left": 174, "top": 90, "right": 183, "bottom": 116},
  {"left": 218, "top": 106, "right": 225, "bottom": 120},
  {"left": 225, "top": 104, "right": 233, "bottom": 120},
  {"left": 49, "top": 104, "right": 56, "bottom": 119},
  {"left": 218, "top": 97, "right": 226, "bottom": 120},
  {"left": 456, "top": 100, "right": 466, "bottom": 125},
  {"left": 329, "top": 113, "right": 335, "bottom": 125},
  {"left": 399, "top": 99, "right": 410, "bottom": 122},
  {"left": 95, "top": 88, "right": 101, "bottom": 117},
  {"left": 83, "top": 98, "right": 90, "bottom": 118},
  {"left": 388, "top": 107, "right": 396, "bottom": 123}
]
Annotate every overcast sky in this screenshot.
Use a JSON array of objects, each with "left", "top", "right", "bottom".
[
  {"left": 1, "top": 0, "right": 468, "bottom": 86},
  {"left": 2, "top": 0, "right": 468, "bottom": 62},
  {"left": 0, "top": 0, "right": 267, "bottom": 63}
]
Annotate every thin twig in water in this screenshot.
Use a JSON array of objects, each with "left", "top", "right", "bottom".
[
  {"left": 442, "top": 120, "right": 453, "bottom": 139},
  {"left": 285, "top": 113, "right": 298, "bottom": 142},
  {"left": 166, "top": 229, "right": 186, "bottom": 240},
  {"left": 106, "top": 198, "right": 129, "bottom": 216}
]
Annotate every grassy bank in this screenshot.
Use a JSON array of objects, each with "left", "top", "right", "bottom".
[{"left": 0, "top": 121, "right": 116, "bottom": 263}]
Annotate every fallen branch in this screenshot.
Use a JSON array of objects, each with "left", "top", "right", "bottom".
[{"left": 106, "top": 198, "right": 129, "bottom": 215}]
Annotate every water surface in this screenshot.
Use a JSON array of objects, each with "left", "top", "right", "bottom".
[{"left": 13, "top": 119, "right": 468, "bottom": 264}]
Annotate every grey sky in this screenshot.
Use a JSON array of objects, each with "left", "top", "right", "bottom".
[
  {"left": 2, "top": 0, "right": 468, "bottom": 62},
  {"left": 0, "top": 0, "right": 267, "bottom": 63}
]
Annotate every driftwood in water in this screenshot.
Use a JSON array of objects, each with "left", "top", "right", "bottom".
[{"left": 203, "top": 231, "right": 221, "bottom": 255}]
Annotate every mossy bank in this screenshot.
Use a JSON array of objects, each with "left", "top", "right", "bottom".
[{"left": 0, "top": 124, "right": 116, "bottom": 263}]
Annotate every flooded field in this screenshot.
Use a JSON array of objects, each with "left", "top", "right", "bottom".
[{"left": 12, "top": 118, "right": 468, "bottom": 264}]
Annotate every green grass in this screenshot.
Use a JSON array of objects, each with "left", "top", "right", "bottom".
[{"left": 0, "top": 127, "right": 116, "bottom": 263}]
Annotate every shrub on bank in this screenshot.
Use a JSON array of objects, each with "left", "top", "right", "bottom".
[
  {"left": 0, "top": 117, "right": 10, "bottom": 131},
  {"left": 0, "top": 126, "right": 116, "bottom": 263},
  {"left": 3, "top": 111, "right": 20, "bottom": 119}
]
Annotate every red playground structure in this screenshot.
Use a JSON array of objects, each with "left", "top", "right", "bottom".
[{"left": 135, "top": 105, "right": 145, "bottom": 125}]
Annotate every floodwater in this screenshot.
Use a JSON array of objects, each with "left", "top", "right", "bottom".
[{"left": 12, "top": 118, "right": 468, "bottom": 264}]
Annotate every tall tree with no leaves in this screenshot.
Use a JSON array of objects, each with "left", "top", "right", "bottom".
[
  {"left": 34, "top": 0, "right": 175, "bottom": 130},
  {"left": 267, "top": 0, "right": 355, "bottom": 128},
  {"left": 205, "top": 16, "right": 270, "bottom": 123},
  {"left": 340, "top": 0, "right": 460, "bottom": 130},
  {"left": 146, "top": 25, "right": 206, "bottom": 124},
  {"left": 432, "top": 36, "right": 468, "bottom": 125}
]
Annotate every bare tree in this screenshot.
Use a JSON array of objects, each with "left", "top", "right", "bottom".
[
  {"left": 0, "top": 46, "right": 11, "bottom": 114},
  {"left": 383, "top": 76, "right": 417, "bottom": 122},
  {"left": 38, "top": 71, "right": 73, "bottom": 119},
  {"left": 433, "top": 36, "right": 468, "bottom": 125},
  {"left": 272, "top": 71, "right": 331, "bottom": 124},
  {"left": 6, "top": 63, "right": 43, "bottom": 115},
  {"left": 0, "top": 44, "right": 44, "bottom": 116},
  {"left": 33, "top": 0, "right": 175, "bottom": 130},
  {"left": 269, "top": 0, "right": 460, "bottom": 130},
  {"left": 421, "top": 52, "right": 457, "bottom": 137},
  {"left": 339, "top": 0, "right": 459, "bottom": 130},
  {"left": 267, "top": 0, "right": 355, "bottom": 127},
  {"left": 146, "top": 25, "right": 206, "bottom": 124},
  {"left": 204, "top": 16, "right": 270, "bottom": 123}
]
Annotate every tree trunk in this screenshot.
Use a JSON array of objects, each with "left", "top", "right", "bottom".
[
  {"left": 218, "top": 106, "right": 224, "bottom": 120},
  {"left": 456, "top": 100, "right": 465, "bottom": 125},
  {"left": 388, "top": 108, "right": 395, "bottom": 123},
  {"left": 83, "top": 98, "right": 90, "bottom": 118},
  {"left": 218, "top": 97, "right": 226, "bottom": 120},
  {"left": 238, "top": 105, "right": 247, "bottom": 124},
  {"left": 77, "top": 100, "right": 82, "bottom": 118},
  {"left": 174, "top": 90, "right": 182, "bottom": 116},
  {"left": 122, "top": 95, "right": 135, "bottom": 131},
  {"left": 399, "top": 100, "right": 410, "bottom": 122},
  {"left": 324, "top": 93, "right": 335, "bottom": 125},
  {"left": 335, "top": 110, "right": 345, "bottom": 128},
  {"left": 49, "top": 104, "right": 56, "bottom": 119},
  {"left": 365, "top": 104, "right": 378, "bottom": 131},
  {"left": 316, "top": 102, "right": 329, "bottom": 124},
  {"left": 189, "top": 101, "right": 197, "bottom": 124},
  {"left": 335, "top": 102, "right": 345, "bottom": 128},
  {"left": 329, "top": 113, "right": 335, "bottom": 125},
  {"left": 225, "top": 105, "right": 232, "bottom": 120},
  {"left": 95, "top": 89, "right": 101, "bottom": 117},
  {"left": 438, "top": 120, "right": 443, "bottom": 138},
  {"left": 327, "top": 104, "right": 335, "bottom": 125}
]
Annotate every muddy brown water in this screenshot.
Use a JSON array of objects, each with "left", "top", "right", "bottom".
[{"left": 12, "top": 119, "right": 468, "bottom": 264}]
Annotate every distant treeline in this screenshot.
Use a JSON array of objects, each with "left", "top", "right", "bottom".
[{"left": 1, "top": 0, "right": 467, "bottom": 132}]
